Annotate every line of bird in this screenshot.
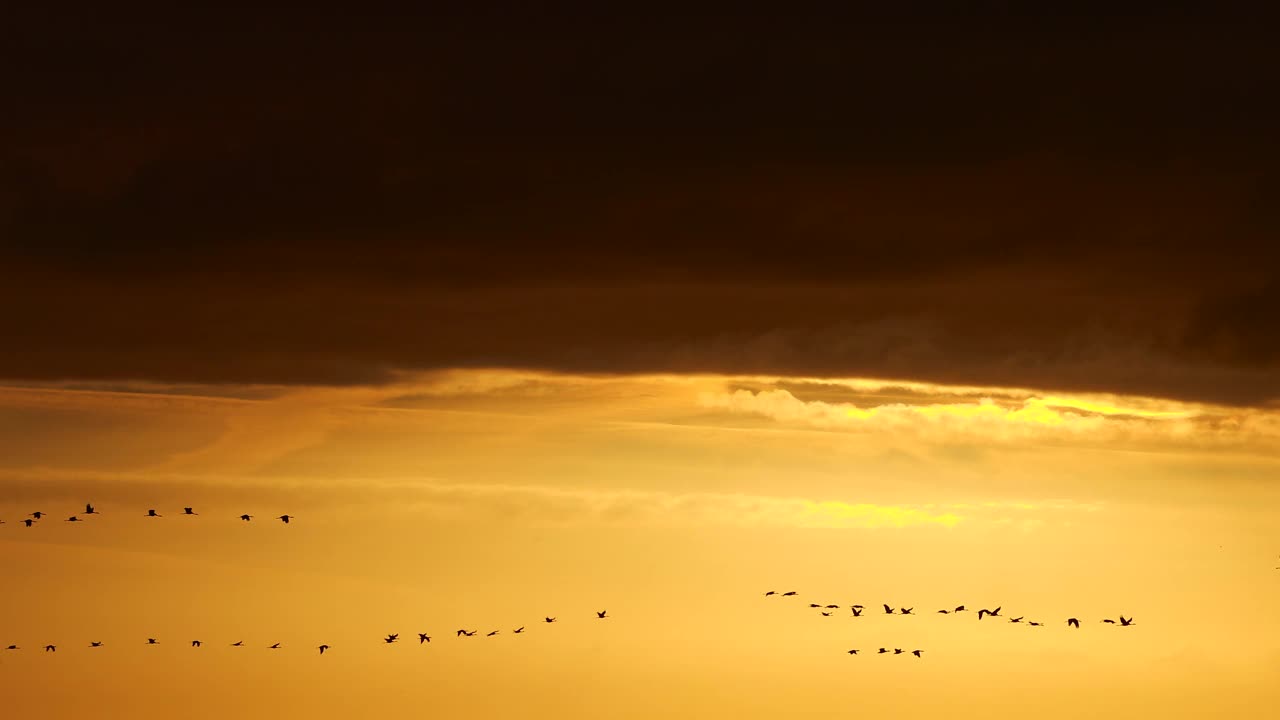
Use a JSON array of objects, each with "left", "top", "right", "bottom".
[
  {"left": 764, "top": 593, "right": 1137, "bottom": 628},
  {"left": 1, "top": 505, "right": 294, "bottom": 526},
  {"left": 4, "top": 612, "right": 611, "bottom": 656}
]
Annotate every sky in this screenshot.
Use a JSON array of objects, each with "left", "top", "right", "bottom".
[{"left": 2, "top": 5, "right": 1279, "bottom": 719}]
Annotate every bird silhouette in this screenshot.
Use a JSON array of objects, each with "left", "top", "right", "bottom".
[
  {"left": 90, "top": 642, "right": 103, "bottom": 648},
  {"left": 893, "top": 648, "right": 904, "bottom": 655},
  {"left": 191, "top": 640, "right": 202, "bottom": 647},
  {"left": 899, "top": 607, "right": 914, "bottom": 615},
  {"left": 883, "top": 604, "right": 895, "bottom": 615},
  {"left": 384, "top": 634, "right": 399, "bottom": 644},
  {"left": 418, "top": 633, "right": 431, "bottom": 644},
  {"left": 22, "top": 519, "right": 34, "bottom": 527},
  {"left": 809, "top": 603, "right": 822, "bottom": 608},
  {"left": 319, "top": 645, "right": 330, "bottom": 655},
  {"left": 877, "top": 648, "right": 888, "bottom": 654},
  {"left": 513, "top": 627, "right": 525, "bottom": 634},
  {"left": 6, "top": 645, "right": 19, "bottom": 650},
  {"left": 269, "top": 643, "right": 281, "bottom": 649},
  {"left": 544, "top": 617, "right": 556, "bottom": 623},
  {"left": 820, "top": 612, "right": 832, "bottom": 616},
  {"left": 231, "top": 641, "right": 244, "bottom": 646},
  {"left": 487, "top": 631, "right": 499, "bottom": 637},
  {"left": 44, "top": 645, "right": 55, "bottom": 652},
  {"left": 1067, "top": 618, "right": 1080, "bottom": 628},
  {"left": 463, "top": 630, "right": 477, "bottom": 637},
  {"left": 239, "top": 514, "right": 253, "bottom": 521},
  {"left": 65, "top": 516, "right": 80, "bottom": 522},
  {"left": 1119, "top": 616, "right": 1135, "bottom": 626},
  {"left": 847, "top": 649, "right": 859, "bottom": 655},
  {"left": 278, "top": 515, "right": 293, "bottom": 523},
  {"left": 1028, "top": 621, "right": 1043, "bottom": 627},
  {"left": 1009, "top": 617, "right": 1024, "bottom": 623},
  {"left": 183, "top": 507, "right": 197, "bottom": 515},
  {"left": 851, "top": 606, "right": 864, "bottom": 617},
  {"left": 937, "top": 609, "right": 950, "bottom": 614},
  {"left": 954, "top": 605, "right": 967, "bottom": 612},
  {"left": 456, "top": 629, "right": 471, "bottom": 637},
  {"left": 764, "top": 591, "right": 777, "bottom": 596},
  {"left": 824, "top": 604, "right": 840, "bottom": 609},
  {"left": 84, "top": 504, "right": 99, "bottom": 515},
  {"left": 146, "top": 509, "right": 161, "bottom": 517},
  {"left": 1102, "top": 619, "right": 1117, "bottom": 624},
  {"left": 912, "top": 650, "right": 923, "bottom": 658},
  {"left": 781, "top": 591, "right": 798, "bottom": 596},
  {"left": 31, "top": 512, "right": 44, "bottom": 519},
  {"left": 596, "top": 611, "right": 608, "bottom": 619},
  {"left": 147, "top": 638, "right": 159, "bottom": 644},
  {"left": 978, "top": 607, "right": 1002, "bottom": 620}
]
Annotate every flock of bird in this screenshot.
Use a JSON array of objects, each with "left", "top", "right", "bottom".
[
  {"left": 4, "top": 612, "right": 612, "bottom": 656},
  {"left": 762, "top": 591, "right": 1137, "bottom": 657},
  {"left": 1, "top": 504, "right": 294, "bottom": 526}
]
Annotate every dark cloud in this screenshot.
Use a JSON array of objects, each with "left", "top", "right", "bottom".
[{"left": 2, "top": 7, "right": 1277, "bottom": 404}]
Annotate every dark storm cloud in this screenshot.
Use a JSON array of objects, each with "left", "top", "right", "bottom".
[{"left": 2, "top": 7, "right": 1277, "bottom": 404}]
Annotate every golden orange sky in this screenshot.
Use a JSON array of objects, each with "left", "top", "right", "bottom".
[{"left": 1, "top": 369, "right": 1277, "bottom": 718}]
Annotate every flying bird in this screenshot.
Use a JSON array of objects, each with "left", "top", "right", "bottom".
[
  {"left": 269, "top": 643, "right": 281, "bottom": 649},
  {"left": 239, "top": 514, "right": 253, "bottom": 521},
  {"left": 147, "top": 638, "right": 159, "bottom": 644},
  {"left": 912, "top": 650, "right": 923, "bottom": 658},
  {"left": 1067, "top": 618, "right": 1080, "bottom": 628},
  {"left": 899, "top": 608, "right": 914, "bottom": 615},
  {"left": 544, "top": 617, "right": 556, "bottom": 623},
  {"left": 418, "top": 633, "right": 431, "bottom": 644},
  {"left": 978, "top": 607, "right": 1002, "bottom": 620},
  {"left": 90, "top": 642, "right": 103, "bottom": 648},
  {"left": 824, "top": 604, "right": 840, "bottom": 609},
  {"left": 6, "top": 645, "right": 19, "bottom": 650},
  {"left": 1028, "top": 622, "right": 1043, "bottom": 627},
  {"left": 513, "top": 627, "right": 525, "bottom": 634},
  {"left": 84, "top": 504, "right": 99, "bottom": 515},
  {"left": 851, "top": 607, "right": 863, "bottom": 617},
  {"left": 877, "top": 648, "right": 888, "bottom": 654},
  {"left": 764, "top": 591, "right": 777, "bottom": 596},
  {"left": 954, "top": 606, "right": 967, "bottom": 612},
  {"left": 809, "top": 603, "right": 822, "bottom": 608},
  {"left": 597, "top": 611, "right": 608, "bottom": 619},
  {"left": 937, "top": 609, "right": 950, "bottom": 614},
  {"left": 191, "top": 640, "right": 202, "bottom": 647},
  {"left": 781, "top": 591, "right": 798, "bottom": 597},
  {"left": 277, "top": 515, "right": 293, "bottom": 523},
  {"left": 1119, "top": 616, "right": 1135, "bottom": 626},
  {"left": 487, "top": 631, "right": 499, "bottom": 637},
  {"left": 847, "top": 649, "right": 859, "bottom": 655},
  {"left": 456, "top": 629, "right": 470, "bottom": 637},
  {"left": 384, "top": 634, "right": 399, "bottom": 644},
  {"left": 319, "top": 645, "right": 329, "bottom": 655},
  {"left": 45, "top": 645, "right": 55, "bottom": 652},
  {"left": 883, "top": 604, "right": 895, "bottom": 615},
  {"left": 1009, "top": 617, "right": 1024, "bottom": 624},
  {"left": 231, "top": 641, "right": 244, "bottom": 646},
  {"left": 821, "top": 612, "right": 832, "bottom": 617},
  {"left": 1102, "top": 619, "right": 1117, "bottom": 624},
  {"left": 31, "top": 512, "right": 44, "bottom": 519},
  {"left": 183, "top": 507, "right": 197, "bottom": 515},
  {"left": 146, "top": 509, "right": 161, "bottom": 517},
  {"left": 893, "top": 649, "right": 904, "bottom": 655},
  {"left": 65, "top": 516, "right": 80, "bottom": 522},
  {"left": 22, "top": 519, "right": 34, "bottom": 527}
]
